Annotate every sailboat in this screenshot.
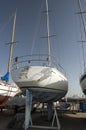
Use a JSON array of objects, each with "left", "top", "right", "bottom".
[
  {"left": 0, "top": 12, "right": 20, "bottom": 106},
  {"left": 77, "top": 0, "right": 86, "bottom": 95},
  {"left": 11, "top": 0, "right": 68, "bottom": 103}
]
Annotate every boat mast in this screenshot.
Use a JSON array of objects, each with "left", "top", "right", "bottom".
[
  {"left": 78, "top": 0, "right": 86, "bottom": 37},
  {"left": 78, "top": 0, "right": 86, "bottom": 71},
  {"left": 46, "top": 0, "right": 51, "bottom": 66},
  {"left": 7, "top": 12, "right": 16, "bottom": 73}
]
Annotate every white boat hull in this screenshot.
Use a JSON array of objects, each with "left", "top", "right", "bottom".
[
  {"left": 80, "top": 73, "right": 86, "bottom": 95},
  {"left": 11, "top": 66, "right": 68, "bottom": 102},
  {"left": 0, "top": 81, "right": 20, "bottom": 106},
  {"left": 0, "top": 84, "right": 19, "bottom": 97}
]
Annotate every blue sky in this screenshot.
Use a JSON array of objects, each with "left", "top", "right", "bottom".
[{"left": 0, "top": 0, "right": 86, "bottom": 97}]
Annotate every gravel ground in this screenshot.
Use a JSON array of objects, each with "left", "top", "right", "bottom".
[{"left": 0, "top": 109, "right": 86, "bottom": 130}]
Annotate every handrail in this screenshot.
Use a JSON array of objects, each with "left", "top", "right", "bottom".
[{"left": 11, "top": 54, "right": 66, "bottom": 76}]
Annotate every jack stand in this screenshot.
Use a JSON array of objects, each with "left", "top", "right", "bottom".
[
  {"left": 25, "top": 89, "right": 32, "bottom": 130},
  {"left": 29, "top": 106, "right": 61, "bottom": 130},
  {"left": 52, "top": 107, "right": 61, "bottom": 130},
  {"left": 47, "top": 102, "right": 53, "bottom": 120},
  {"left": 25, "top": 90, "right": 61, "bottom": 130}
]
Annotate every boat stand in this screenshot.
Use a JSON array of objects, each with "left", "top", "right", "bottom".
[
  {"left": 25, "top": 89, "right": 61, "bottom": 130},
  {"left": 25, "top": 89, "right": 32, "bottom": 130}
]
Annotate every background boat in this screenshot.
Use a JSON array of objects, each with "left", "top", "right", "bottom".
[{"left": 0, "top": 12, "right": 20, "bottom": 106}]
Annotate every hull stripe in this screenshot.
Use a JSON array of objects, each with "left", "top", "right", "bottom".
[
  {"left": 20, "top": 86, "right": 67, "bottom": 92},
  {"left": 0, "top": 88, "right": 18, "bottom": 93}
]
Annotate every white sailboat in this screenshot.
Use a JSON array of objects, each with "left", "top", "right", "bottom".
[
  {"left": 78, "top": 0, "right": 86, "bottom": 95},
  {"left": 0, "top": 12, "right": 20, "bottom": 106},
  {"left": 11, "top": 0, "right": 68, "bottom": 103}
]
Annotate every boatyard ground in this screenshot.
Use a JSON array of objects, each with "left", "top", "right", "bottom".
[{"left": 0, "top": 109, "right": 86, "bottom": 130}]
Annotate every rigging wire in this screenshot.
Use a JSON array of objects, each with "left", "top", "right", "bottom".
[
  {"left": 30, "top": 1, "right": 43, "bottom": 56},
  {"left": 0, "top": 13, "right": 14, "bottom": 35},
  {"left": 78, "top": 14, "right": 85, "bottom": 73},
  {"left": 77, "top": 0, "right": 86, "bottom": 72}
]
